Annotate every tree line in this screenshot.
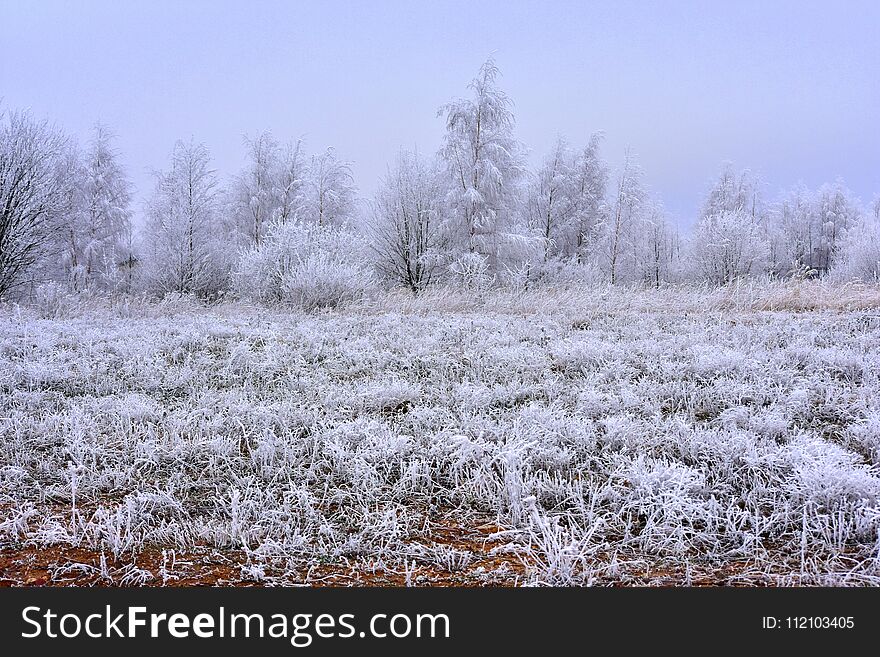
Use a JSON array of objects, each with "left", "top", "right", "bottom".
[{"left": 2, "top": 59, "right": 879, "bottom": 307}]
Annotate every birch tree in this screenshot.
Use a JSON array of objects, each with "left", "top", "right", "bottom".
[
  {"left": 602, "top": 150, "right": 645, "bottom": 284},
  {"left": 527, "top": 137, "right": 576, "bottom": 261},
  {"left": 143, "top": 140, "right": 226, "bottom": 297},
  {"left": 635, "top": 202, "right": 679, "bottom": 287},
  {"left": 306, "top": 147, "right": 355, "bottom": 227},
  {"left": 768, "top": 184, "right": 815, "bottom": 275},
  {"left": 229, "top": 131, "right": 280, "bottom": 247},
  {"left": 276, "top": 138, "right": 307, "bottom": 224},
  {"left": 438, "top": 58, "right": 523, "bottom": 270},
  {"left": 769, "top": 181, "right": 861, "bottom": 276},
  {"left": 831, "top": 215, "right": 880, "bottom": 282},
  {"left": 701, "top": 163, "right": 762, "bottom": 220},
  {"left": 813, "top": 181, "right": 859, "bottom": 274},
  {"left": 568, "top": 134, "right": 608, "bottom": 262},
  {"left": 64, "top": 124, "right": 132, "bottom": 291}
]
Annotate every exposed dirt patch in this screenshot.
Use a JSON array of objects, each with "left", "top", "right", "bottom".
[{"left": 0, "top": 516, "right": 527, "bottom": 587}]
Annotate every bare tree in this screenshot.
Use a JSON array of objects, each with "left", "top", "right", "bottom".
[
  {"left": 701, "top": 163, "right": 762, "bottom": 221},
  {"left": 814, "top": 181, "right": 859, "bottom": 274},
  {"left": 831, "top": 212, "right": 880, "bottom": 282},
  {"left": 691, "top": 163, "right": 771, "bottom": 284},
  {"left": 226, "top": 133, "right": 307, "bottom": 248},
  {"left": 568, "top": 134, "right": 608, "bottom": 262},
  {"left": 528, "top": 134, "right": 607, "bottom": 264},
  {"left": 0, "top": 110, "right": 69, "bottom": 298},
  {"left": 768, "top": 184, "right": 815, "bottom": 275},
  {"left": 767, "top": 181, "right": 861, "bottom": 276},
  {"left": 370, "top": 150, "right": 446, "bottom": 292},
  {"left": 635, "top": 202, "right": 679, "bottom": 287}
]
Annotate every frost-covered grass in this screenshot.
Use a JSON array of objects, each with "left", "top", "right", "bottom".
[{"left": 2, "top": 284, "right": 880, "bottom": 586}]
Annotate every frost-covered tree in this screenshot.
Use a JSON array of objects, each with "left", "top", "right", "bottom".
[
  {"left": 600, "top": 150, "right": 646, "bottom": 284},
  {"left": 227, "top": 133, "right": 308, "bottom": 246},
  {"left": 276, "top": 138, "right": 307, "bottom": 225},
  {"left": 0, "top": 110, "right": 69, "bottom": 298},
  {"left": 113, "top": 227, "right": 139, "bottom": 294},
  {"left": 63, "top": 124, "right": 132, "bottom": 291},
  {"left": 142, "top": 140, "right": 227, "bottom": 297},
  {"left": 768, "top": 181, "right": 861, "bottom": 276},
  {"left": 701, "top": 163, "right": 762, "bottom": 220},
  {"left": 830, "top": 215, "right": 880, "bottom": 282},
  {"left": 813, "top": 181, "right": 859, "bottom": 274},
  {"left": 767, "top": 184, "right": 815, "bottom": 276},
  {"left": 305, "top": 147, "right": 355, "bottom": 227},
  {"left": 692, "top": 164, "right": 771, "bottom": 284},
  {"left": 568, "top": 134, "right": 608, "bottom": 262},
  {"left": 527, "top": 137, "right": 577, "bottom": 261},
  {"left": 370, "top": 150, "right": 447, "bottom": 292},
  {"left": 438, "top": 58, "right": 524, "bottom": 270},
  {"left": 690, "top": 210, "right": 769, "bottom": 284},
  {"left": 524, "top": 135, "right": 607, "bottom": 272},
  {"left": 634, "top": 202, "right": 680, "bottom": 287},
  {"left": 228, "top": 132, "right": 280, "bottom": 247}
]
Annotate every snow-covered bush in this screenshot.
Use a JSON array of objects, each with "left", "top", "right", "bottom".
[
  {"left": 531, "top": 257, "right": 604, "bottom": 288},
  {"left": 449, "top": 252, "right": 493, "bottom": 291},
  {"left": 235, "top": 219, "right": 374, "bottom": 310},
  {"left": 33, "top": 282, "right": 75, "bottom": 319}
]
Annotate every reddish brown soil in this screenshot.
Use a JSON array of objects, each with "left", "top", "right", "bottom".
[
  {"left": 0, "top": 516, "right": 527, "bottom": 587},
  {"left": 0, "top": 504, "right": 783, "bottom": 587}
]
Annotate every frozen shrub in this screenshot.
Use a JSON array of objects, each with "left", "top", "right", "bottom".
[
  {"left": 281, "top": 252, "right": 372, "bottom": 311},
  {"left": 235, "top": 219, "right": 374, "bottom": 310},
  {"left": 34, "top": 282, "right": 75, "bottom": 319},
  {"left": 449, "top": 252, "right": 493, "bottom": 291},
  {"left": 494, "top": 255, "right": 603, "bottom": 292},
  {"left": 537, "top": 258, "right": 604, "bottom": 288}
]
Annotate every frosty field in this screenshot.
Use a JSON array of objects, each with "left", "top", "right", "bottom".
[{"left": 2, "top": 285, "right": 880, "bottom": 586}]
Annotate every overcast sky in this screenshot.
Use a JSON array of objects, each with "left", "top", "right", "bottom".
[{"left": 2, "top": 0, "right": 878, "bottom": 227}]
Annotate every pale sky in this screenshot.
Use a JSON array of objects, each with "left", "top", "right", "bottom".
[{"left": 1, "top": 0, "right": 878, "bottom": 227}]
